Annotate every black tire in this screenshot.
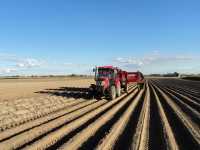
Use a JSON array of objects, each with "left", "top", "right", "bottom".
[
  {"left": 137, "top": 83, "right": 143, "bottom": 90},
  {"left": 125, "top": 84, "right": 128, "bottom": 93},
  {"left": 89, "top": 84, "right": 97, "bottom": 99},
  {"left": 116, "top": 84, "right": 121, "bottom": 97},
  {"left": 109, "top": 86, "right": 116, "bottom": 100},
  {"left": 88, "top": 88, "right": 94, "bottom": 99}
]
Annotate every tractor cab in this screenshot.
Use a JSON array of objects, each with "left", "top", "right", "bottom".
[
  {"left": 94, "top": 66, "right": 117, "bottom": 80},
  {"left": 90, "top": 66, "right": 123, "bottom": 100},
  {"left": 93, "top": 66, "right": 118, "bottom": 93}
]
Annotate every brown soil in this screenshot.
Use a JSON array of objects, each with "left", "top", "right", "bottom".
[
  {"left": 0, "top": 77, "right": 94, "bottom": 101},
  {"left": 0, "top": 78, "right": 199, "bottom": 150}
]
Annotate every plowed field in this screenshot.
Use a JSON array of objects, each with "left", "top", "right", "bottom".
[{"left": 0, "top": 78, "right": 199, "bottom": 150}]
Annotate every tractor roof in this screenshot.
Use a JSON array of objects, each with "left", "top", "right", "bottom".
[
  {"left": 98, "top": 66, "right": 115, "bottom": 69},
  {"left": 97, "top": 66, "right": 128, "bottom": 74}
]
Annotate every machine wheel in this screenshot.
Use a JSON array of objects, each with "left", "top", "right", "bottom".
[
  {"left": 125, "top": 84, "right": 128, "bottom": 93},
  {"left": 139, "top": 83, "right": 144, "bottom": 90},
  {"left": 137, "top": 83, "right": 144, "bottom": 90},
  {"left": 137, "top": 84, "right": 141, "bottom": 90},
  {"left": 116, "top": 84, "right": 121, "bottom": 97},
  {"left": 89, "top": 84, "right": 96, "bottom": 99},
  {"left": 109, "top": 86, "right": 116, "bottom": 100}
]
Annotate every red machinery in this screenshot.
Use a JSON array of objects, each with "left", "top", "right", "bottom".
[{"left": 89, "top": 66, "right": 144, "bottom": 100}]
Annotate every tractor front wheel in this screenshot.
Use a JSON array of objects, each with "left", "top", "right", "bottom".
[{"left": 109, "top": 86, "right": 116, "bottom": 100}]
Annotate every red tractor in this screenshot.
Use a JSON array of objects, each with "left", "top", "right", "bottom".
[
  {"left": 89, "top": 66, "right": 144, "bottom": 100},
  {"left": 89, "top": 66, "right": 127, "bottom": 100}
]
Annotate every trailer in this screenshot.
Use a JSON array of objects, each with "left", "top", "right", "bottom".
[
  {"left": 127, "top": 71, "right": 145, "bottom": 90},
  {"left": 89, "top": 66, "right": 144, "bottom": 100}
]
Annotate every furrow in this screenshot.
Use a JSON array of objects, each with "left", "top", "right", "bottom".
[
  {"left": 0, "top": 99, "right": 96, "bottom": 142},
  {"left": 22, "top": 87, "right": 137, "bottom": 150},
  {"left": 0, "top": 98, "right": 85, "bottom": 131},
  {"left": 152, "top": 81, "right": 200, "bottom": 123},
  {"left": 165, "top": 87, "right": 200, "bottom": 109},
  {"left": 95, "top": 87, "right": 144, "bottom": 150},
  {"left": 153, "top": 83, "right": 200, "bottom": 145},
  {"left": 164, "top": 89, "right": 200, "bottom": 123},
  {"left": 167, "top": 86, "right": 200, "bottom": 102},
  {"left": 132, "top": 82, "right": 150, "bottom": 150},
  {"left": 0, "top": 100, "right": 107, "bottom": 149},
  {"left": 150, "top": 83, "right": 179, "bottom": 150}
]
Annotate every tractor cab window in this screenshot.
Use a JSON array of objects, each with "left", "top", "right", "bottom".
[{"left": 97, "top": 69, "right": 114, "bottom": 78}]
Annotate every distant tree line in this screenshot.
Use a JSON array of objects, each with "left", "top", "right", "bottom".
[
  {"left": 181, "top": 76, "right": 200, "bottom": 81},
  {"left": 0, "top": 74, "right": 93, "bottom": 79},
  {"left": 147, "top": 72, "right": 179, "bottom": 77}
]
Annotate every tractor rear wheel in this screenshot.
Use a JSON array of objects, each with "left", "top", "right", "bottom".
[
  {"left": 125, "top": 84, "right": 128, "bottom": 93},
  {"left": 116, "top": 84, "right": 121, "bottom": 97},
  {"left": 109, "top": 86, "right": 116, "bottom": 100}
]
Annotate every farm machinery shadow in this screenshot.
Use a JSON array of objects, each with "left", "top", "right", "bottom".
[{"left": 35, "top": 86, "right": 102, "bottom": 100}]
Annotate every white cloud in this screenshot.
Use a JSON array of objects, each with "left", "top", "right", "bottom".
[
  {"left": 0, "top": 68, "right": 17, "bottom": 74},
  {"left": 114, "top": 52, "right": 196, "bottom": 67},
  {"left": 16, "top": 58, "right": 42, "bottom": 68},
  {"left": 115, "top": 57, "right": 144, "bottom": 66},
  {"left": 174, "top": 56, "right": 193, "bottom": 60},
  {"left": 0, "top": 53, "right": 42, "bottom": 68},
  {"left": 0, "top": 53, "right": 44, "bottom": 75},
  {"left": 64, "top": 62, "right": 93, "bottom": 68},
  {"left": 113, "top": 51, "right": 199, "bottom": 74},
  {"left": 0, "top": 51, "right": 199, "bottom": 75}
]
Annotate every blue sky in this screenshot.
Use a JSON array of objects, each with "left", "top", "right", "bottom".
[{"left": 0, "top": 0, "right": 200, "bottom": 75}]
